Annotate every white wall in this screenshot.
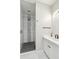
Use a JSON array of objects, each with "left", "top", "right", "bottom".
[{"left": 36, "top": 2, "right": 52, "bottom": 50}]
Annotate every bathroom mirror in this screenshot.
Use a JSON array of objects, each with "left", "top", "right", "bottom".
[
  {"left": 53, "top": 9, "right": 59, "bottom": 35},
  {"left": 51, "top": 0, "right": 59, "bottom": 38},
  {"left": 53, "top": 9, "right": 59, "bottom": 39}
]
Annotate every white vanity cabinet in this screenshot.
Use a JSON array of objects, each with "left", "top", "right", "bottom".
[{"left": 42, "top": 37, "right": 59, "bottom": 59}]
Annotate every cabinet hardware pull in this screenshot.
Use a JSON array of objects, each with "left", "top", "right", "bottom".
[{"left": 48, "top": 45, "right": 51, "bottom": 48}]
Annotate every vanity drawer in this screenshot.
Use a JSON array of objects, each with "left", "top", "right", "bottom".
[{"left": 43, "top": 38, "right": 59, "bottom": 59}]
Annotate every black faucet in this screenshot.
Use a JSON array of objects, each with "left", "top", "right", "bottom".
[{"left": 55, "top": 34, "right": 59, "bottom": 39}]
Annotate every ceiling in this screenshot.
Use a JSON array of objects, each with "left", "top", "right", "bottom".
[
  {"left": 23, "top": 0, "right": 36, "bottom": 3},
  {"left": 37, "top": 0, "right": 57, "bottom": 6},
  {"left": 21, "top": 0, "right": 58, "bottom": 16},
  {"left": 23, "top": 0, "right": 57, "bottom": 6}
]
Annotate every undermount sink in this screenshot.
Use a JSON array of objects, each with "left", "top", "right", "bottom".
[{"left": 43, "top": 35, "right": 59, "bottom": 45}]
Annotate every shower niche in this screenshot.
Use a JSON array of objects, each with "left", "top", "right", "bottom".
[{"left": 20, "top": 0, "right": 36, "bottom": 53}]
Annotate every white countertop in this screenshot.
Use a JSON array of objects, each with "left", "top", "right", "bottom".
[{"left": 43, "top": 35, "right": 59, "bottom": 45}]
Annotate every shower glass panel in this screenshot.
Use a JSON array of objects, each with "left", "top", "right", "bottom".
[
  {"left": 20, "top": 0, "right": 36, "bottom": 53},
  {"left": 23, "top": 15, "right": 35, "bottom": 43}
]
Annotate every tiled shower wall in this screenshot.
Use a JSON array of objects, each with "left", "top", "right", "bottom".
[{"left": 23, "top": 15, "right": 35, "bottom": 43}]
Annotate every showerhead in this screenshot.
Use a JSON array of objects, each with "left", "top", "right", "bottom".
[{"left": 27, "top": 10, "right": 31, "bottom": 12}]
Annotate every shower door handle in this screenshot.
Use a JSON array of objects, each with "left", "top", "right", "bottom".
[
  {"left": 20, "top": 30, "right": 23, "bottom": 34},
  {"left": 48, "top": 45, "right": 51, "bottom": 48}
]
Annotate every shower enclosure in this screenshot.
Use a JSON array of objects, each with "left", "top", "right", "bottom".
[{"left": 20, "top": 0, "right": 36, "bottom": 53}]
